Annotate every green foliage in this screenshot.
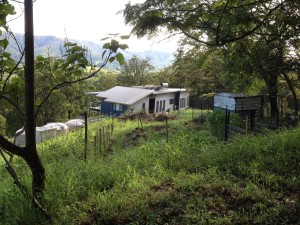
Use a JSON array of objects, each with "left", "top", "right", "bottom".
[
  {"left": 117, "top": 55, "right": 154, "bottom": 86},
  {"left": 1, "top": 113, "right": 299, "bottom": 224},
  {"left": 0, "top": 114, "right": 6, "bottom": 134},
  {"left": 123, "top": 0, "right": 300, "bottom": 117},
  {"left": 207, "top": 110, "right": 226, "bottom": 139},
  {"left": 102, "top": 37, "right": 129, "bottom": 65},
  {"left": 207, "top": 109, "right": 244, "bottom": 140},
  {"left": 0, "top": 32, "right": 127, "bottom": 135},
  {"left": 123, "top": 0, "right": 300, "bottom": 46},
  {"left": 0, "top": 0, "right": 15, "bottom": 27}
]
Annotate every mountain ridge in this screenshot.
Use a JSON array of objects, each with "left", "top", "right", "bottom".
[{"left": 6, "top": 33, "right": 175, "bottom": 70}]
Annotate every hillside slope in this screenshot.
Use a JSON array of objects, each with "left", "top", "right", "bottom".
[
  {"left": 6, "top": 33, "right": 174, "bottom": 70},
  {"left": 0, "top": 112, "right": 299, "bottom": 224}
]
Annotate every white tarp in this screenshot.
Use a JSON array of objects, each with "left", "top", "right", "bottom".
[
  {"left": 14, "top": 125, "right": 63, "bottom": 146},
  {"left": 14, "top": 119, "right": 84, "bottom": 146},
  {"left": 45, "top": 122, "right": 69, "bottom": 135},
  {"left": 65, "top": 119, "right": 85, "bottom": 131}
]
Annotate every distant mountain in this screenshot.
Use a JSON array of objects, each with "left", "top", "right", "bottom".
[{"left": 6, "top": 34, "right": 175, "bottom": 70}]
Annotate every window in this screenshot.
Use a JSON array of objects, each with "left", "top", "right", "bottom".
[
  {"left": 142, "top": 103, "right": 146, "bottom": 112},
  {"left": 169, "top": 99, "right": 174, "bottom": 104},
  {"left": 156, "top": 100, "right": 166, "bottom": 113},
  {"left": 159, "top": 100, "right": 163, "bottom": 112},
  {"left": 112, "top": 103, "right": 123, "bottom": 111},
  {"left": 179, "top": 98, "right": 186, "bottom": 109}
]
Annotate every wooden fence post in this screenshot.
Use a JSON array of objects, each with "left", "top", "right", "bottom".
[
  {"left": 166, "top": 116, "right": 169, "bottom": 143},
  {"left": 192, "top": 108, "right": 194, "bottom": 120},
  {"left": 99, "top": 129, "right": 102, "bottom": 153},
  {"left": 84, "top": 112, "right": 88, "bottom": 162},
  {"left": 94, "top": 136, "right": 97, "bottom": 157},
  {"left": 111, "top": 124, "right": 113, "bottom": 138},
  {"left": 112, "top": 116, "right": 114, "bottom": 134},
  {"left": 246, "top": 116, "right": 249, "bottom": 135},
  {"left": 106, "top": 125, "right": 110, "bottom": 142},
  {"left": 102, "top": 126, "right": 105, "bottom": 152},
  {"left": 224, "top": 107, "right": 230, "bottom": 141}
]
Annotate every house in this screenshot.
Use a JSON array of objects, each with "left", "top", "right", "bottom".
[{"left": 87, "top": 84, "right": 189, "bottom": 116}]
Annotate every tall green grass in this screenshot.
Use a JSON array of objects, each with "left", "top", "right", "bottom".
[{"left": 0, "top": 112, "right": 299, "bottom": 224}]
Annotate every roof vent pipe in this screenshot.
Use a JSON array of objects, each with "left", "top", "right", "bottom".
[{"left": 161, "top": 83, "right": 168, "bottom": 88}]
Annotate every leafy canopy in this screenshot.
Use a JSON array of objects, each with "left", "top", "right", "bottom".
[{"left": 123, "top": 0, "right": 300, "bottom": 46}]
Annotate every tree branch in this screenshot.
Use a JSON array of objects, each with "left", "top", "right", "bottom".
[
  {"left": 35, "top": 50, "right": 112, "bottom": 116},
  {"left": 1, "top": 50, "right": 24, "bottom": 93},
  {"left": 0, "top": 134, "right": 24, "bottom": 157},
  {"left": 0, "top": 95, "right": 24, "bottom": 115},
  {"left": 216, "top": 0, "right": 230, "bottom": 45}
]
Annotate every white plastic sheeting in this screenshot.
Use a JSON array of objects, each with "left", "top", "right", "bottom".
[
  {"left": 14, "top": 122, "right": 70, "bottom": 146},
  {"left": 65, "top": 119, "right": 85, "bottom": 131},
  {"left": 14, "top": 119, "right": 85, "bottom": 146},
  {"left": 44, "top": 122, "right": 69, "bottom": 135},
  {"left": 14, "top": 126, "right": 57, "bottom": 146}
]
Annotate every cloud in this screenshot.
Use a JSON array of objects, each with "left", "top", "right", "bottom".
[{"left": 7, "top": 0, "right": 178, "bottom": 52}]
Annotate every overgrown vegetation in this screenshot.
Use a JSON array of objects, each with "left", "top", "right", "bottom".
[{"left": 1, "top": 111, "right": 299, "bottom": 224}]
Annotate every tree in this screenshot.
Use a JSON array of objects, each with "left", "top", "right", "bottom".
[
  {"left": 0, "top": 0, "right": 127, "bottom": 201},
  {"left": 122, "top": 0, "right": 300, "bottom": 116},
  {"left": 172, "top": 46, "right": 228, "bottom": 96},
  {"left": 88, "top": 70, "right": 118, "bottom": 91},
  {"left": 117, "top": 55, "right": 154, "bottom": 86},
  {"left": 123, "top": 0, "right": 300, "bottom": 46}
]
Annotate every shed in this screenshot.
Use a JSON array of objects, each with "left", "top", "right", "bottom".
[
  {"left": 214, "top": 93, "right": 262, "bottom": 130},
  {"left": 214, "top": 93, "right": 262, "bottom": 111}
]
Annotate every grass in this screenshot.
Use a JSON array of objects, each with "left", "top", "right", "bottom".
[{"left": 0, "top": 110, "right": 299, "bottom": 224}]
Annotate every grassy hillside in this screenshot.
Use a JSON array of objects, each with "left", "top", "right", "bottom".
[{"left": 0, "top": 111, "right": 299, "bottom": 224}]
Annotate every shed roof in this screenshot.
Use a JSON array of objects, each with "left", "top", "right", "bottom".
[
  {"left": 96, "top": 86, "right": 154, "bottom": 105},
  {"left": 216, "top": 92, "right": 261, "bottom": 99}
]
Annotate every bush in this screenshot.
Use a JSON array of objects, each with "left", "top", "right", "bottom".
[{"left": 207, "top": 110, "right": 225, "bottom": 139}]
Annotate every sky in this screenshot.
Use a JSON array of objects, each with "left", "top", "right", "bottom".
[{"left": 8, "top": 0, "right": 179, "bottom": 52}]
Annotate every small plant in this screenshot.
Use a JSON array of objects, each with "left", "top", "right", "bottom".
[{"left": 207, "top": 109, "right": 226, "bottom": 139}]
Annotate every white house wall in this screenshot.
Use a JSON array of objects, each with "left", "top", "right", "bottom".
[
  {"left": 131, "top": 97, "right": 150, "bottom": 113},
  {"left": 128, "top": 91, "right": 189, "bottom": 114},
  {"left": 179, "top": 92, "right": 189, "bottom": 109},
  {"left": 154, "top": 92, "right": 189, "bottom": 113}
]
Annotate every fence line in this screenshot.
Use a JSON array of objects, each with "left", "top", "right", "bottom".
[{"left": 92, "top": 123, "right": 114, "bottom": 158}]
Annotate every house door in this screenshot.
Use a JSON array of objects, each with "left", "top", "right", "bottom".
[{"left": 149, "top": 98, "right": 155, "bottom": 113}]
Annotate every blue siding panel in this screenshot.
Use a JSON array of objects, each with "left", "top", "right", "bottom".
[
  {"left": 100, "top": 101, "right": 128, "bottom": 117},
  {"left": 101, "top": 101, "right": 112, "bottom": 115}
]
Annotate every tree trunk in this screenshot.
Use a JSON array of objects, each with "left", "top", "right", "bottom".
[
  {"left": 282, "top": 73, "right": 298, "bottom": 116},
  {"left": 68, "top": 110, "right": 71, "bottom": 119},
  {"left": 23, "top": 150, "right": 45, "bottom": 196},
  {"left": 263, "top": 73, "right": 278, "bottom": 118},
  {"left": 24, "top": 0, "right": 45, "bottom": 196}
]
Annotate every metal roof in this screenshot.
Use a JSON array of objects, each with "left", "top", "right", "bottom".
[
  {"left": 153, "top": 88, "right": 186, "bottom": 94},
  {"left": 96, "top": 86, "right": 154, "bottom": 105},
  {"left": 216, "top": 92, "right": 261, "bottom": 99},
  {"left": 85, "top": 92, "right": 103, "bottom": 95},
  {"left": 96, "top": 86, "right": 187, "bottom": 105}
]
